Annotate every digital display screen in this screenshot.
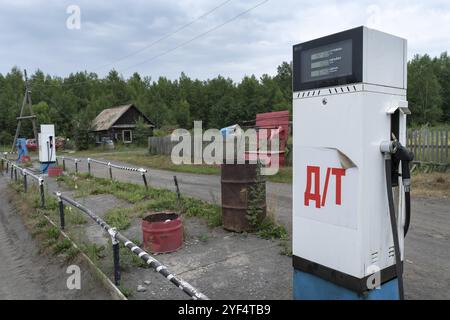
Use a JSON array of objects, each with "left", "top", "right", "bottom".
[{"left": 300, "top": 39, "right": 353, "bottom": 83}]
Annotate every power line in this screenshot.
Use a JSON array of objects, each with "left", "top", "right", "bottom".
[
  {"left": 31, "top": 0, "right": 269, "bottom": 88},
  {"left": 121, "top": 0, "right": 269, "bottom": 72},
  {"left": 95, "top": 0, "right": 233, "bottom": 71}
]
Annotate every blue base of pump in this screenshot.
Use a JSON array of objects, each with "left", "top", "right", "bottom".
[
  {"left": 40, "top": 162, "right": 56, "bottom": 174},
  {"left": 293, "top": 269, "right": 399, "bottom": 300}
]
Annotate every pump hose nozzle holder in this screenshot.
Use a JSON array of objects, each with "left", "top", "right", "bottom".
[{"left": 380, "top": 140, "right": 414, "bottom": 300}]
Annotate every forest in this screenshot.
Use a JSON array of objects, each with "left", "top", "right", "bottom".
[{"left": 0, "top": 52, "right": 449, "bottom": 149}]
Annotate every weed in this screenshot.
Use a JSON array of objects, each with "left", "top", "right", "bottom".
[
  {"left": 53, "top": 239, "right": 72, "bottom": 255},
  {"left": 118, "top": 286, "right": 133, "bottom": 298},
  {"left": 104, "top": 208, "right": 131, "bottom": 230},
  {"left": 256, "top": 218, "right": 288, "bottom": 240},
  {"left": 46, "top": 226, "right": 60, "bottom": 240}
]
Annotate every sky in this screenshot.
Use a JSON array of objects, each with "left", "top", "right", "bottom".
[{"left": 0, "top": 0, "right": 449, "bottom": 82}]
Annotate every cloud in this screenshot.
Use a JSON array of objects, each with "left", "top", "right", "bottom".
[{"left": 0, "top": 0, "right": 448, "bottom": 81}]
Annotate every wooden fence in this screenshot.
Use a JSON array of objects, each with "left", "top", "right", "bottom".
[
  {"left": 407, "top": 128, "right": 449, "bottom": 165},
  {"left": 149, "top": 128, "right": 449, "bottom": 166}
]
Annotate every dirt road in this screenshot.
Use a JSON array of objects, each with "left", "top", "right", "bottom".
[{"left": 0, "top": 175, "right": 111, "bottom": 299}]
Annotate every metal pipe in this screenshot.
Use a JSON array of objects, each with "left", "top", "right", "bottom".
[
  {"left": 39, "top": 178, "right": 45, "bottom": 208},
  {"left": 57, "top": 193, "right": 208, "bottom": 300},
  {"left": 57, "top": 192, "right": 65, "bottom": 230},
  {"left": 23, "top": 172, "right": 27, "bottom": 193}
]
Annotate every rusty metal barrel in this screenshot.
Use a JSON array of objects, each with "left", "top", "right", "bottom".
[{"left": 221, "top": 162, "right": 266, "bottom": 232}]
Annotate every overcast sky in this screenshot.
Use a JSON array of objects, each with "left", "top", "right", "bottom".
[{"left": 0, "top": 0, "right": 449, "bottom": 82}]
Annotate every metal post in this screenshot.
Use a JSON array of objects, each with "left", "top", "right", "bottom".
[
  {"left": 87, "top": 158, "right": 91, "bottom": 176},
  {"left": 23, "top": 172, "right": 27, "bottom": 193},
  {"left": 62, "top": 157, "right": 66, "bottom": 171},
  {"left": 57, "top": 192, "right": 65, "bottom": 230},
  {"left": 39, "top": 178, "right": 45, "bottom": 208},
  {"left": 75, "top": 159, "right": 78, "bottom": 174},
  {"left": 10, "top": 165, "right": 13, "bottom": 180},
  {"left": 6, "top": 161, "right": 9, "bottom": 173},
  {"left": 1, "top": 158, "right": 3, "bottom": 172},
  {"left": 109, "top": 228, "right": 120, "bottom": 286},
  {"left": 14, "top": 166, "right": 17, "bottom": 182},
  {"left": 108, "top": 162, "right": 113, "bottom": 180},
  {"left": 139, "top": 168, "right": 148, "bottom": 189},
  {"left": 173, "top": 175, "right": 180, "bottom": 200}
]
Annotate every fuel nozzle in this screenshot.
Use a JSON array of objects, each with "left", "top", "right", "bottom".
[{"left": 392, "top": 140, "right": 414, "bottom": 191}]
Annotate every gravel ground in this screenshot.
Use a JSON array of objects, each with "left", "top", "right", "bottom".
[
  {"left": 0, "top": 175, "right": 112, "bottom": 300},
  {"left": 61, "top": 158, "right": 450, "bottom": 299}
]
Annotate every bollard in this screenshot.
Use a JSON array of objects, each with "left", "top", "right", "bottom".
[
  {"left": 39, "top": 178, "right": 45, "bottom": 208},
  {"left": 10, "top": 165, "right": 13, "bottom": 180},
  {"left": 23, "top": 172, "right": 27, "bottom": 193},
  {"left": 14, "top": 167, "right": 17, "bottom": 182},
  {"left": 75, "top": 159, "right": 79, "bottom": 174},
  {"left": 87, "top": 158, "right": 91, "bottom": 176},
  {"left": 108, "top": 163, "right": 113, "bottom": 180},
  {"left": 109, "top": 228, "right": 121, "bottom": 286},
  {"left": 139, "top": 168, "right": 148, "bottom": 189},
  {"left": 173, "top": 175, "right": 181, "bottom": 200},
  {"left": 1, "top": 158, "right": 3, "bottom": 172},
  {"left": 6, "top": 161, "right": 9, "bottom": 174},
  {"left": 62, "top": 158, "right": 66, "bottom": 171},
  {"left": 57, "top": 192, "right": 65, "bottom": 230}
]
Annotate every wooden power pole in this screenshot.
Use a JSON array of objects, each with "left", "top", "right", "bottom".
[{"left": 11, "top": 69, "right": 39, "bottom": 153}]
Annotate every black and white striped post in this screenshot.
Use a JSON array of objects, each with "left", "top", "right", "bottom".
[
  {"left": 56, "top": 192, "right": 65, "bottom": 230},
  {"left": 56, "top": 193, "right": 209, "bottom": 300}
]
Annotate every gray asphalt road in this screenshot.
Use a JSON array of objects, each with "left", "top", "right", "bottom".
[
  {"left": 62, "top": 157, "right": 450, "bottom": 299},
  {"left": 0, "top": 175, "right": 111, "bottom": 299},
  {"left": 64, "top": 157, "right": 293, "bottom": 233}
]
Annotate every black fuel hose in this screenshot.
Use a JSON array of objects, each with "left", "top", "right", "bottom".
[
  {"left": 404, "top": 191, "right": 411, "bottom": 237},
  {"left": 385, "top": 157, "right": 405, "bottom": 300}
]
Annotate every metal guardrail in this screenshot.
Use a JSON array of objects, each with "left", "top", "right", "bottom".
[
  {"left": 55, "top": 192, "right": 208, "bottom": 300},
  {"left": 57, "top": 156, "right": 149, "bottom": 189},
  {"left": 1, "top": 156, "right": 45, "bottom": 207}
]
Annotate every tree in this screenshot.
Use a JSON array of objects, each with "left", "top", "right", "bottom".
[
  {"left": 407, "top": 55, "right": 443, "bottom": 125},
  {"left": 133, "top": 117, "right": 150, "bottom": 146}
]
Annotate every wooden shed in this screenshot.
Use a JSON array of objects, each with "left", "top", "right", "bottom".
[{"left": 90, "top": 104, "right": 154, "bottom": 144}]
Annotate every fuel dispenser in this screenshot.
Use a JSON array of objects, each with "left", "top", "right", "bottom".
[
  {"left": 39, "top": 124, "right": 56, "bottom": 173},
  {"left": 292, "top": 27, "right": 413, "bottom": 300}
]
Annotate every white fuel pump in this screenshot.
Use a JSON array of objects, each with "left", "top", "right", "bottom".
[
  {"left": 292, "top": 26, "right": 412, "bottom": 300},
  {"left": 39, "top": 124, "right": 56, "bottom": 173}
]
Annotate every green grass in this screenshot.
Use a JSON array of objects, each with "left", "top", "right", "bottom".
[{"left": 58, "top": 173, "right": 287, "bottom": 239}]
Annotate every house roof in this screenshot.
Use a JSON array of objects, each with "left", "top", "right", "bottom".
[{"left": 90, "top": 104, "right": 154, "bottom": 132}]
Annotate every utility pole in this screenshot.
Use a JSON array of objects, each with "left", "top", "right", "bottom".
[{"left": 11, "top": 69, "right": 39, "bottom": 153}]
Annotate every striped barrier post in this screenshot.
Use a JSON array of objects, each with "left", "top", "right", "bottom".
[{"left": 56, "top": 193, "right": 209, "bottom": 300}]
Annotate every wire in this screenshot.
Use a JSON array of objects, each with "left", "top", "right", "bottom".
[
  {"left": 95, "top": 0, "right": 233, "bottom": 71},
  {"left": 30, "top": 0, "right": 269, "bottom": 89},
  {"left": 121, "top": 0, "right": 269, "bottom": 72}
]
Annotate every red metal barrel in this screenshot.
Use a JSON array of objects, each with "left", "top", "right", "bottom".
[{"left": 142, "top": 212, "right": 183, "bottom": 253}]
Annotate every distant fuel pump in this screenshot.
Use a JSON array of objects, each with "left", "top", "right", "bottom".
[
  {"left": 39, "top": 124, "right": 56, "bottom": 173},
  {"left": 292, "top": 26, "right": 413, "bottom": 299}
]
